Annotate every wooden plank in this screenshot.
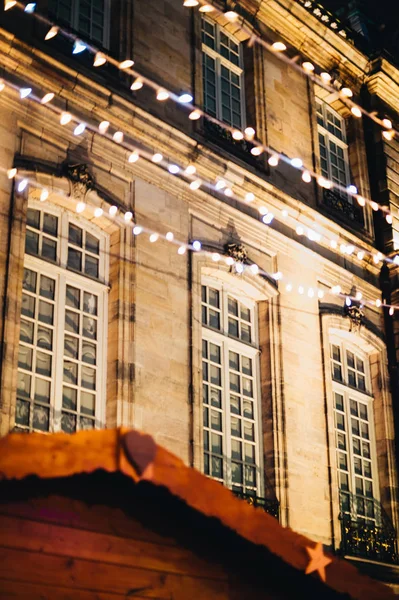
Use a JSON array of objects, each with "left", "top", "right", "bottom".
[
  {"left": 0, "top": 547, "right": 229, "bottom": 600},
  {"left": 0, "top": 579, "right": 158, "bottom": 599},
  {"left": 0, "top": 514, "right": 226, "bottom": 580}
]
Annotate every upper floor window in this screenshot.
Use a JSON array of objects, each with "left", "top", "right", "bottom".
[
  {"left": 201, "top": 279, "right": 261, "bottom": 497},
  {"left": 330, "top": 341, "right": 378, "bottom": 525},
  {"left": 201, "top": 18, "right": 245, "bottom": 128},
  {"left": 48, "top": 0, "right": 110, "bottom": 47},
  {"left": 16, "top": 203, "right": 108, "bottom": 434},
  {"left": 317, "top": 100, "right": 349, "bottom": 189}
]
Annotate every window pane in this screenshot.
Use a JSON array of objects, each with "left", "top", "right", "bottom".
[
  {"left": 228, "top": 297, "right": 238, "bottom": 316},
  {"left": 15, "top": 398, "right": 30, "bottom": 426},
  {"left": 35, "top": 378, "right": 50, "bottom": 403},
  {"left": 84, "top": 292, "right": 97, "bottom": 315},
  {"left": 209, "top": 309, "right": 220, "bottom": 329},
  {"left": 85, "top": 255, "right": 99, "bottom": 279},
  {"left": 27, "top": 209, "right": 40, "bottom": 229},
  {"left": 23, "top": 269, "right": 36, "bottom": 292},
  {"left": 20, "top": 320, "right": 34, "bottom": 344},
  {"left": 43, "top": 213, "right": 58, "bottom": 236},
  {"left": 208, "top": 288, "right": 219, "bottom": 308},
  {"left": 229, "top": 351, "right": 239, "bottom": 371},
  {"left": 86, "top": 232, "right": 100, "bottom": 254},
  {"left": 68, "top": 248, "right": 82, "bottom": 272},
  {"left": 69, "top": 224, "right": 83, "bottom": 246},
  {"left": 63, "top": 386, "right": 77, "bottom": 410},
  {"left": 211, "top": 456, "right": 223, "bottom": 478},
  {"left": 25, "top": 230, "right": 39, "bottom": 256},
  {"left": 40, "top": 276, "right": 55, "bottom": 300},
  {"left": 228, "top": 318, "right": 238, "bottom": 337},
  {"left": 210, "top": 387, "right": 221, "bottom": 408},
  {"left": 210, "top": 343, "right": 221, "bottom": 364},
  {"left": 32, "top": 404, "right": 49, "bottom": 431},
  {"left": 61, "top": 412, "right": 77, "bottom": 433},
  {"left": 42, "top": 237, "right": 57, "bottom": 261},
  {"left": 81, "top": 394, "right": 95, "bottom": 415}
]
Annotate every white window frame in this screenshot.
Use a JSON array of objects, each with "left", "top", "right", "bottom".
[
  {"left": 201, "top": 17, "right": 246, "bottom": 129},
  {"left": 16, "top": 200, "right": 108, "bottom": 433},
  {"left": 201, "top": 275, "right": 263, "bottom": 497},
  {"left": 317, "top": 100, "right": 351, "bottom": 191},
  {"left": 49, "top": 0, "right": 110, "bottom": 48},
  {"left": 330, "top": 338, "right": 379, "bottom": 520}
]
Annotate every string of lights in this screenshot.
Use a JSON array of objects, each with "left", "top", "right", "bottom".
[
  {"left": 0, "top": 72, "right": 396, "bottom": 273},
  {"left": 8, "top": 169, "right": 399, "bottom": 313},
  {"left": 3, "top": 0, "right": 398, "bottom": 223}
]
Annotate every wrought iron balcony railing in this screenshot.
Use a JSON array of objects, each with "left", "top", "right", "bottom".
[
  {"left": 203, "top": 120, "right": 257, "bottom": 163},
  {"left": 339, "top": 491, "right": 399, "bottom": 564},
  {"left": 323, "top": 188, "right": 365, "bottom": 230},
  {"left": 233, "top": 490, "right": 280, "bottom": 520}
]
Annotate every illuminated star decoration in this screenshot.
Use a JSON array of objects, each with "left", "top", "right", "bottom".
[{"left": 305, "top": 542, "right": 333, "bottom": 582}]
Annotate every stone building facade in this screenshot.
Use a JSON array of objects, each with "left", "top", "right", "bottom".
[{"left": 0, "top": 0, "right": 399, "bottom": 588}]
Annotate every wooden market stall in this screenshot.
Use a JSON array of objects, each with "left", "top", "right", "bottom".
[{"left": 0, "top": 428, "right": 395, "bottom": 599}]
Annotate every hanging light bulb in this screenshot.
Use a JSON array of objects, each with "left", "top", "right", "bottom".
[
  {"left": 113, "top": 131, "right": 124, "bottom": 143},
  {"left": 133, "top": 225, "right": 143, "bottom": 235},
  {"left": 296, "top": 225, "right": 304, "bottom": 236},
  {"left": 291, "top": 157, "right": 303, "bottom": 169},
  {"left": 251, "top": 146, "right": 264, "bottom": 156},
  {"left": 331, "top": 285, "right": 341, "bottom": 295},
  {"left": 74, "top": 123, "right": 86, "bottom": 136},
  {"left": 190, "top": 179, "right": 202, "bottom": 190},
  {"left": 45, "top": 26, "right": 59, "bottom": 40},
  {"left": 351, "top": 106, "right": 362, "bottom": 118},
  {"left": 24, "top": 3, "right": 36, "bottom": 12},
  {"left": 224, "top": 11, "right": 238, "bottom": 20},
  {"left": 317, "top": 290, "right": 325, "bottom": 299},
  {"left": 168, "top": 164, "right": 180, "bottom": 174},
  {"left": 72, "top": 40, "right": 87, "bottom": 54},
  {"left": 286, "top": 283, "right": 293, "bottom": 292},
  {"left": 17, "top": 179, "right": 28, "bottom": 192},
  {"left": 149, "top": 233, "right": 159, "bottom": 243},
  {"left": 250, "top": 264, "right": 259, "bottom": 275},
  {"left": 199, "top": 3, "right": 214, "bottom": 11},
  {"left": 268, "top": 154, "right": 279, "bottom": 167},
  {"left": 245, "top": 192, "right": 255, "bottom": 202},
  {"left": 318, "top": 176, "right": 332, "bottom": 189},
  {"left": 282, "top": 209, "right": 289, "bottom": 218},
  {"left": 183, "top": 0, "right": 199, "bottom": 6},
  {"left": 302, "top": 61, "right": 314, "bottom": 72},
  {"left": 124, "top": 211, "right": 133, "bottom": 222},
  {"left": 20, "top": 88, "right": 32, "bottom": 99},
  {"left": 232, "top": 130, "right": 244, "bottom": 140},
  {"left": 340, "top": 87, "right": 353, "bottom": 98},
  {"left": 298, "top": 286, "right": 304, "bottom": 295},
  {"left": 308, "top": 288, "right": 315, "bottom": 298},
  {"left": 386, "top": 214, "right": 393, "bottom": 224},
  {"left": 0, "top": 79, "right": 4, "bottom": 92},
  {"left": 357, "top": 251, "right": 365, "bottom": 260},
  {"left": 185, "top": 164, "right": 196, "bottom": 175},
  {"left": 76, "top": 201, "right": 86, "bottom": 213},
  {"left": 225, "top": 256, "right": 235, "bottom": 266},
  {"left": 382, "top": 118, "right": 392, "bottom": 129},
  {"left": 258, "top": 206, "right": 268, "bottom": 216},
  {"left": 272, "top": 41, "right": 286, "bottom": 51},
  {"left": 244, "top": 127, "right": 256, "bottom": 140},
  {"left": 98, "top": 120, "right": 110, "bottom": 134},
  {"left": 130, "top": 78, "right": 143, "bottom": 91},
  {"left": 389, "top": 307, "right": 394, "bottom": 316},
  {"left": 127, "top": 151, "right": 139, "bottom": 163},
  {"left": 156, "top": 89, "right": 169, "bottom": 101},
  {"left": 302, "top": 170, "right": 312, "bottom": 183},
  {"left": 4, "top": 1, "right": 17, "bottom": 10},
  {"left": 192, "top": 240, "right": 202, "bottom": 251},
  {"left": 262, "top": 213, "right": 274, "bottom": 224},
  {"left": 330, "top": 239, "right": 338, "bottom": 249},
  {"left": 371, "top": 201, "right": 379, "bottom": 211},
  {"left": 382, "top": 130, "right": 395, "bottom": 141},
  {"left": 215, "top": 179, "right": 226, "bottom": 191},
  {"left": 356, "top": 195, "right": 366, "bottom": 207},
  {"left": 320, "top": 72, "right": 332, "bottom": 82},
  {"left": 345, "top": 297, "right": 352, "bottom": 307},
  {"left": 40, "top": 189, "right": 49, "bottom": 202},
  {"left": 189, "top": 110, "right": 201, "bottom": 120},
  {"left": 94, "top": 207, "right": 103, "bottom": 218},
  {"left": 60, "top": 112, "right": 72, "bottom": 125},
  {"left": 109, "top": 205, "right": 118, "bottom": 217},
  {"left": 356, "top": 292, "right": 363, "bottom": 301},
  {"left": 94, "top": 52, "right": 107, "bottom": 67},
  {"left": 166, "top": 232, "right": 174, "bottom": 241},
  {"left": 7, "top": 168, "right": 17, "bottom": 179},
  {"left": 212, "top": 253, "right": 221, "bottom": 262},
  {"left": 347, "top": 184, "right": 357, "bottom": 194},
  {"left": 178, "top": 93, "right": 193, "bottom": 104},
  {"left": 119, "top": 59, "right": 134, "bottom": 69},
  {"left": 41, "top": 92, "right": 54, "bottom": 104},
  {"left": 224, "top": 188, "right": 233, "bottom": 197},
  {"left": 376, "top": 299, "right": 382, "bottom": 308},
  {"left": 178, "top": 245, "right": 187, "bottom": 254},
  {"left": 152, "top": 153, "right": 163, "bottom": 163}
]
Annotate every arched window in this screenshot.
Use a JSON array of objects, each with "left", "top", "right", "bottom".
[
  {"left": 330, "top": 339, "right": 379, "bottom": 524},
  {"left": 16, "top": 201, "right": 108, "bottom": 433},
  {"left": 201, "top": 276, "right": 261, "bottom": 496}
]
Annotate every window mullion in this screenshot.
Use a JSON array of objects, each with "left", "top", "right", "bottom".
[
  {"left": 53, "top": 272, "right": 65, "bottom": 432},
  {"left": 223, "top": 339, "right": 231, "bottom": 488}
]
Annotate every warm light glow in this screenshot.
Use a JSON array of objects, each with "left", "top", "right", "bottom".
[
  {"left": 291, "top": 157, "right": 303, "bottom": 169},
  {"left": 272, "top": 41, "right": 286, "bottom": 52},
  {"left": 375, "top": 299, "right": 382, "bottom": 308},
  {"left": 340, "top": 244, "right": 347, "bottom": 254},
  {"left": 382, "top": 118, "right": 392, "bottom": 129},
  {"left": 7, "top": 168, "right": 17, "bottom": 179},
  {"left": 4, "top": 1, "right": 17, "bottom": 10},
  {"left": 199, "top": 4, "right": 214, "bottom": 12},
  {"left": 258, "top": 206, "right": 268, "bottom": 216},
  {"left": 296, "top": 226, "right": 304, "bottom": 236},
  {"left": 302, "top": 170, "right": 312, "bottom": 183},
  {"left": 190, "top": 179, "right": 201, "bottom": 190},
  {"left": 94, "top": 52, "right": 107, "bottom": 67},
  {"left": 166, "top": 232, "right": 174, "bottom": 241},
  {"left": 262, "top": 213, "right": 274, "bottom": 224},
  {"left": 356, "top": 195, "right": 366, "bottom": 207},
  {"left": 76, "top": 202, "right": 86, "bottom": 213},
  {"left": 72, "top": 40, "right": 87, "bottom": 55},
  {"left": 225, "top": 257, "right": 235, "bottom": 266},
  {"left": 244, "top": 127, "right": 255, "bottom": 139},
  {"left": 232, "top": 130, "right": 244, "bottom": 140},
  {"left": 60, "top": 112, "right": 72, "bottom": 125},
  {"left": 268, "top": 154, "right": 279, "bottom": 167},
  {"left": 318, "top": 176, "right": 332, "bottom": 189},
  {"left": 386, "top": 214, "right": 393, "bottom": 224},
  {"left": 24, "top": 3, "right": 36, "bottom": 12},
  {"left": 347, "top": 184, "right": 357, "bottom": 194},
  {"left": 224, "top": 187, "right": 233, "bottom": 197},
  {"left": 124, "top": 211, "right": 133, "bottom": 222},
  {"left": 192, "top": 240, "right": 202, "bottom": 251},
  {"left": 119, "top": 59, "right": 134, "bottom": 70},
  {"left": 330, "top": 239, "right": 338, "bottom": 249},
  {"left": 273, "top": 272, "right": 283, "bottom": 281},
  {"left": 152, "top": 153, "right": 163, "bottom": 163},
  {"left": 94, "top": 207, "right": 103, "bottom": 218},
  {"left": 308, "top": 288, "right": 315, "bottom": 298},
  {"left": 320, "top": 72, "right": 332, "bottom": 82},
  {"left": 183, "top": 0, "right": 199, "bottom": 6},
  {"left": 20, "top": 88, "right": 32, "bottom": 99},
  {"left": 340, "top": 87, "right": 353, "bottom": 98},
  {"left": 168, "top": 164, "right": 180, "bottom": 174},
  {"left": 113, "top": 131, "right": 124, "bottom": 143},
  {"left": 156, "top": 89, "right": 169, "bottom": 101},
  {"left": 128, "top": 151, "right": 140, "bottom": 163},
  {"left": 17, "top": 179, "right": 28, "bottom": 192},
  {"left": 346, "top": 245, "right": 355, "bottom": 255},
  {"left": 41, "top": 92, "right": 54, "bottom": 104},
  {"left": 356, "top": 292, "right": 363, "bottom": 301},
  {"left": 98, "top": 120, "right": 110, "bottom": 134},
  {"left": 45, "top": 26, "right": 59, "bottom": 40},
  {"left": 212, "top": 253, "right": 221, "bottom": 262},
  {"left": 185, "top": 164, "right": 196, "bottom": 175},
  {"left": 371, "top": 201, "right": 379, "bottom": 211},
  {"left": 357, "top": 251, "right": 365, "bottom": 260},
  {"left": 131, "top": 78, "right": 143, "bottom": 91},
  {"left": 282, "top": 209, "right": 289, "bottom": 218},
  {"left": 224, "top": 11, "right": 238, "bottom": 20},
  {"left": 178, "top": 245, "right": 187, "bottom": 254},
  {"left": 318, "top": 290, "right": 325, "bottom": 299},
  {"left": 302, "top": 61, "right": 314, "bottom": 72},
  {"left": 0, "top": 79, "right": 4, "bottom": 92},
  {"left": 40, "top": 189, "right": 49, "bottom": 202},
  {"left": 389, "top": 307, "right": 394, "bottom": 316},
  {"left": 298, "top": 286, "right": 304, "bottom": 295},
  {"left": 251, "top": 146, "right": 264, "bottom": 156},
  {"left": 351, "top": 106, "right": 362, "bottom": 118},
  {"left": 109, "top": 205, "right": 118, "bottom": 217},
  {"left": 245, "top": 192, "right": 255, "bottom": 202},
  {"left": 250, "top": 264, "right": 259, "bottom": 275},
  {"left": 149, "top": 233, "right": 159, "bottom": 243},
  {"left": 215, "top": 180, "right": 226, "bottom": 191},
  {"left": 74, "top": 123, "right": 86, "bottom": 136},
  {"left": 331, "top": 285, "right": 341, "bottom": 295},
  {"left": 382, "top": 130, "right": 395, "bottom": 141},
  {"left": 286, "top": 283, "right": 293, "bottom": 292},
  {"left": 133, "top": 226, "right": 143, "bottom": 235},
  {"left": 178, "top": 93, "right": 193, "bottom": 104},
  {"left": 189, "top": 110, "right": 201, "bottom": 120}
]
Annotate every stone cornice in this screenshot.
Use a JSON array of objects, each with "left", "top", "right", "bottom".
[{"left": 366, "top": 58, "right": 399, "bottom": 114}]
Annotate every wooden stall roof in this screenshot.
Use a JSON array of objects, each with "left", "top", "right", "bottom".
[{"left": 0, "top": 427, "right": 395, "bottom": 600}]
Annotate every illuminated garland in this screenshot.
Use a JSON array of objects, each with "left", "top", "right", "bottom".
[{"left": 2, "top": 0, "right": 397, "bottom": 223}]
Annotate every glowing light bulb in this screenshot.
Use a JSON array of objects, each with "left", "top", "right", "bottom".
[
  {"left": 318, "top": 290, "right": 325, "bottom": 299},
  {"left": 225, "top": 257, "right": 235, "bottom": 266},
  {"left": 94, "top": 207, "right": 103, "bottom": 218},
  {"left": 331, "top": 285, "right": 341, "bottom": 295},
  {"left": 185, "top": 164, "right": 196, "bottom": 175},
  {"left": 347, "top": 184, "right": 357, "bottom": 194},
  {"left": 149, "top": 233, "right": 159, "bottom": 243},
  {"left": 272, "top": 41, "right": 286, "bottom": 51},
  {"left": 178, "top": 245, "right": 186, "bottom": 254},
  {"left": 168, "top": 164, "right": 180, "bottom": 174},
  {"left": 178, "top": 93, "right": 193, "bottom": 104},
  {"left": 273, "top": 272, "right": 283, "bottom": 281},
  {"left": 41, "top": 92, "right": 54, "bottom": 104},
  {"left": 127, "top": 151, "right": 139, "bottom": 164},
  {"left": 357, "top": 251, "right": 365, "bottom": 260},
  {"left": 330, "top": 239, "right": 338, "bottom": 249},
  {"left": 40, "top": 189, "right": 49, "bottom": 202},
  {"left": 4, "top": 1, "right": 17, "bottom": 10},
  {"left": 282, "top": 209, "right": 289, "bottom": 218},
  {"left": 60, "top": 112, "right": 72, "bottom": 125},
  {"left": 386, "top": 214, "right": 393, "bottom": 224},
  {"left": 74, "top": 123, "right": 86, "bottom": 136},
  {"left": 18, "top": 179, "right": 28, "bottom": 192},
  {"left": 133, "top": 226, "right": 142, "bottom": 235},
  {"left": 183, "top": 0, "right": 199, "bottom": 6},
  {"left": 131, "top": 78, "right": 143, "bottom": 91},
  {"left": 215, "top": 180, "right": 226, "bottom": 191},
  {"left": 340, "top": 244, "right": 347, "bottom": 254},
  {"left": 152, "top": 153, "right": 163, "bottom": 163},
  {"left": 76, "top": 202, "right": 86, "bottom": 214},
  {"left": 156, "top": 89, "right": 169, "bottom": 101},
  {"left": 286, "top": 283, "right": 293, "bottom": 292},
  {"left": 346, "top": 297, "right": 352, "bottom": 307},
  {"left": 346, "top": 245, "right": 355, "bottom": 255},
  {"left": 232, "top": 130, "right": 244, "bottom": 140},
  {"left": 291, "top": 157, "right": 303, "bottom": 169},
  {"left": 250, "top": 264, "right": 259, "bottom": 275},
  {"left": 224, "top": 11, "right": 238, "bottom": 20},
  {"left": 340, "top": 87, "right": 353, "bottom": 98},
  {"left": 371, "top": 201, "right": 379, "bottom": 211},
  {"left": 190, "top": 179, "right": 201, "bottom": 190},
  {"left": 302, "top": 170, "right": 312, "bottom": 183},
  {"left": 20, "top": 88, "right": 32, "bottom": 99},
  {"left": 94, "top": 52, "right": 107, "bottom": 67},
  {"left": 166, "top": 232, "right": 174, "bottom": 241},
  {"left": 124, "top": 211, "right": 133, "bottom": 222},
  {"left": 251, "top": 146, "right": 264, "bottom": 156},
  {"left": 298, "top": 286, "right": 304, "bottom": 295},
  {"left": 296, "top": 226, "right": 304, "bottom": 236},
  {"left": 302, "top": 61, "right": 314, "bottom": 72},
  {"left": 356, "top": 195, "right": 366, "bottom": 207},
  {"left": 119, "top": 59, "right": 134, "bottom": 70},
  {"left": 244, "top": 127, "right": 255, "bottom": 139},
  {"left": 373, "top": 253, "right": 381, "bottom": 264},
  {"left": 375, "top": 299, "right": 382, "bottom": 308},
  {"left": 262, "top": 213, "right": 274, "bottom": 224},
  {"left": 308, "top": 288, "right": 315, "bottom": 298},
  {"left": 189, "top": 110, "right": 201, "bottom": 120},
  {"left": 382, "top": 119, "right": 392, "bottom": 129},
  {"left": 199, "top": 3, "right": 214, "bottom": 11},
  {"left": 192, "top": 240, "right": 201, "bottom": 251},
  {"left": 113, "top": 131, "right": 124, "bottom": 143},
  {"left": 356, "top": 292, "right": 363, "bottom": 301},
  {"left": 212, "top": 253, "right": 221, "bottom": 262},
  {"left": 245, "top": 192, "right": 255, "bottom": 202},
  {"left": 98, "top": 121, "right": 110, "bottom": 134},
  {"left": 320, "top": 72, "right": 332, "bottom": 82},
  {"left": 258, "top": 206, "right": 268, "bottom": 216},
  {"left": 109, "top": 205, "right": 118, "bottom": 217},
  {"left": 394, "top": 255, "right": 399, "bottom": 265},
  {"left": 224, "top": 188, "right": 233, "bottom": 197},
  {"left": 24, "top": 3, "right": 36, "bottom": 12},
  {"left": 45, "top": 26, "right": 59, "bottom": 40},
  {"left": 7, "top": 168, "right": 17, "bottom": 179},
  {"left": 72, "top": 40, "right": 87, "bottom": 54},
  {"left": 268, "top": 154, "right": 279, "bottom": 167},
  {"left": 0, "top": 79, "right": 4, "bottom": 92},
  {"left": 351, "top": 106, "right": 362, "bottom": 118},
  {"left": 389, "top": 307, "right": 394, "bottom": 316},
  {"left": 382, "top": 130, "right": 395, "bottom": 141},
  {"left": 318, "top": 176, "right": 332, "bottom": 189}
]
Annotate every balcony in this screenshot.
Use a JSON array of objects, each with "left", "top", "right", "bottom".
[
  {"left": 233, "top": 490, "right": 279, "bottom": 520},
  {"left": 323, "top": 188, "right": 365, "bottom": 230},
  {"left": 339, "top": 492, "right": 399, "bottom": 565},
  {"left": 203, "top": 121, "right": 258, "bottom": 165}
]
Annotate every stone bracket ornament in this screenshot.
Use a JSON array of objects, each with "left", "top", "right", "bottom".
[
  {"left": 344, "top": 304, "right": 365, "bottom": 333},
  {"left": 224, "top": 242, "right": 248, "bottom": 274},
  {"left": 64, "top": 163, "right": 95, "bottom": 202}
]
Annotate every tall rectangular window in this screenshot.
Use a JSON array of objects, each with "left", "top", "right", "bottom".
[
  {"left": 16, "top": 204, "right": 108, "bottom": 433},
  {"left": 317, "top": 100, "right": 350, "bottom": 189},
  {"left": 48, "top": 0, "right": 109, "bottom": 47},
  {"left": 201, "top": 280, "right": 261, "bottom": 497},
  {"left": 201, "top": 18, "right": 245, "bottom": 128}
]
